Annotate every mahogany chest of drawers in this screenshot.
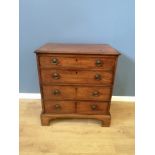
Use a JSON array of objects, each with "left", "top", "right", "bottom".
[{"left": 35, "top": 43, "right": 120, "bottom": 127}]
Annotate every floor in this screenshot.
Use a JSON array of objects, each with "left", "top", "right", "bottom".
[{"left": 20, "top": 99, "right": 135, "bottom": 155}]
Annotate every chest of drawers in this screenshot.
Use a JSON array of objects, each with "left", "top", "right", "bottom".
[{"left": 35, "top": 43, "right": 120, "bottom": 127}]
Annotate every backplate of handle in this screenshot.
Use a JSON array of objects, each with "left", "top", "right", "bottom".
[
  {"left": 54, "top": 104, "right": 61, "bottom": 110},
  {"left": 95, "top": 59, "right": 103, "bottom": 67},
  {"left": 94, "top": 74, "right": 102, "bottom": 80},
  {"left": 51, "top": 58, "right": 59, "bottom": 65},
  {"left": 52, "top": 89, "right": 61, "bottom": 95},
  {"left": 92, "top": 91, "right": 100, "bottom": 96},
  {"left": 52, "top": 73, "right": 60, "bottom": 79},
  {"left": 91, "top": 104, "right": 97, "bottom": 110}
]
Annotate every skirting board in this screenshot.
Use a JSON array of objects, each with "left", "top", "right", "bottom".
[{"left": 19, "top": 93, "right": 135, "bottom": 102}]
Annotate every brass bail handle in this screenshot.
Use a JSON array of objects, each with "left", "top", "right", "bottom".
[
  {"left": 92, "top": 91, "right": 100, "bottom": 96},
  {"left": 96, "top": 59, "right": 103, "bottom": 67},
  {"left": 52, "top": 73, "right": 60, "bottom": 79},
  {"left": 52, "top": 89, "right": 61, "bottom": 95},
  {"left": 91, "top": 104, "right": 97, "bottom": 110},
  {"left": 54, "top": 104, "right": 61, "bottom": 110},
  {"left": 51, "top": 58, "right": 59, "bottom": 65},
  {"left": 94, "top": 74, "right": 102, "bottom": 80}
]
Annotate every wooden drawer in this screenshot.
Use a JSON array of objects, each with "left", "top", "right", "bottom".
[
  {"left": 77, "top": 101, "right": 109, "bottom": 115},
  {"left": 41, "top": 70, "right": 113, "bottom": 85},
  {"left": 43, "top": 85, "right": 111, "bottom": 101},
  {"left": 42, "top": 85, "right": 76, "bottom": 100},
  {"left": 44, "top": 101, "right": 75, "bottom": 114},
  {"left": 77, "top": 86, "right": 111, "bottom": 101},
  {"left": 39, "top": 55, "right": 116, "bottom": 70}
]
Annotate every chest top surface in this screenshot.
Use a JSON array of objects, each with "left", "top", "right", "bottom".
[{"left": 35, "top": 43, "right": 120, "bottom": 55}]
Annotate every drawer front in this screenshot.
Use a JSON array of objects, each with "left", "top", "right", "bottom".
[
  {"left": 40, "top": 56, "right": 76, "bottom": 69},
  {"left": 77, "top": 86, "right": 111, "bottom": 101},
  {"left": 41, "top": 70, "right": 113, "bottom": 85},
  {"left": 42, "top": 85, "right": 76, "bottom": 100},
  {"left": 44, "top": 101, "right": 75, "bottom": 114},
  {"left": 77, "top": 101, "right": 109, "bottom": 115},
  {"left": 39, "top": 55, "right": 116, "bottom": 70}
]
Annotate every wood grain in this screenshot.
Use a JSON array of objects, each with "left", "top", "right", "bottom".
[
  {"left": 20, "top": 99, "right": 134, "bottom": 155},
  {"left": 42, "top": 85, "right": 111, "bottom": 101},
  {"left": 42, "top": 85, "right": 76, "bottom": 100},
  {"left": 76, "top": 101, "right": 109, "bottom": 115},
  {"left": 41, "top": 69, "right": 113, "bottom": 85},
  {"left": 77, "top": 86, "right": 111, "bottom": 101},
  {"left": 35, "top": 43, "right": 120, "bottom": 55},
  {"left": 39, "top": 55, "right": 116, "bottom": 70},
  {"left": 44, "top": 101, "right": 75, "bottom": 114}
]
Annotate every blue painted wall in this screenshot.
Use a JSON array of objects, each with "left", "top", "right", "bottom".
[{"left": 19, "top": 0, "right": 135, "bottom": 96}]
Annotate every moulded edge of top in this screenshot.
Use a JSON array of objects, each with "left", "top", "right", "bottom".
[{"left": 34, "top": 43, "right": 121, "bottom": 56}]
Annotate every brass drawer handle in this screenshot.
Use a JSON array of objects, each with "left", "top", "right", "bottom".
[
  {"left": 54, "top": 104, "right": 61, "bottom": 110},
  {"left": 94, "top": 74, "right": 102, "bottom": 80},
  {"left": 96, "top": 59, "right": 103, "bottom": 67},
  {"left": 52, "top": 73, "right": 60, "bottom": 79},
  {"left": 51, "top": 58, "right": 59, "bottom": 65},
  {"left": 52, "top": 89, "right": 61, "bottom": 95},
  {"left": 92, "top": 91, "right": 100, "bottom": 97},
  {"left": 91, "top": 104, "right": 97, "bottom": 110}
]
